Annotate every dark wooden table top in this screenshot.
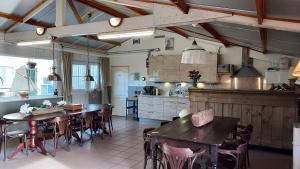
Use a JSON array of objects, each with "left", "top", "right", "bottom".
[
  {"left": 65, "top": 104, "right": 112, "bottom": 116},
  {"left": 149, "top": 115, "right": 239, "bottom": 146},
  {"left": 3, "top": 111, "right": 65, "bottom": 121},
  {"left": 3, "top": 104, "right": 113, "bottom": 121}
]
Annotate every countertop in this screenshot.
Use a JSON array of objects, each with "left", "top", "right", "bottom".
[
  {"left": 138, "top": 95, "right": 189, "bottom": 98},
  {"left": 188, "top": 88, "right": 297, "bottom": 96}
]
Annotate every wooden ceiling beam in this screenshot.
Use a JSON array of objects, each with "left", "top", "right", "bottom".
[
  {"left": 0, "top": 11, "right": 54, "bottom": 29},
  {"left": 5, "top": 0, "right": 53, "bottom": 33},
  {"left": 77, "top": 0, "right": 128, "bottom": 18},
  {"left": 126, "top": 5, "right": 150, "bottom": 15},
  {"left": 68, "top": 0, "right": 120, "bottom": 46},
  {"left": 125, "top": 4, "right": 188, "bottom": 39},
  {"left": 67, "top": 0, "right": 83, "bottom": 23},
  {"left": 255, "top": 0, "right": 265, "bottom": 24},
  {"left": 199, "top": 23, "right": 231, "bottom": 47},
  {"left": 170, "top": 0, "right": 189, "bottom": 14},
  {"left": 259, "top": 28, "right": 267, "bottom": 53},
  {"left": 255, "top": 0, "right": 267, "bottom": 53},
  {"left": 166, "top": 26, "right": 189, "bottom": 38}
]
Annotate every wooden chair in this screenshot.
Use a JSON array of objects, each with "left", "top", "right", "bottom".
[
  {"left": 99, "top": 106, "right": 113, "bottom": 137},
  {"left": 42, "top": 116, "right": 70, "bottom": 156},
  {"left": 218, "top": 140, "right": 248, "bottom": 169},
  {"left": 143, "top": 128, "right": 157, "bottom": 169},
  {"left": 0, "top": 119, "right": 28, "bottom": 161},
  {"left": 161, "top": 143, "right": 206, "bottom": 169},
  {"left": 233, "top": 124, "right": 253, "bottom": 167}
]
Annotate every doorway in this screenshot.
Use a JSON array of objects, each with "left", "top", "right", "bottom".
[{"left": 111, "top": 66, "right": 129, "bottom": 116}]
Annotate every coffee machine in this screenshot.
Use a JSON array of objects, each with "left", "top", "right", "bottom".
[{"left": 143, "top": 86, "right": 159, "bottom": 95}]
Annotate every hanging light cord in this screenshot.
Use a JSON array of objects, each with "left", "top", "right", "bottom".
[{"left": 87, "top": 13, "right": 91, "bottom": 70}]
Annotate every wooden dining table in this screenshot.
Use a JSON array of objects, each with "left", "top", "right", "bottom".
[
  {"left": 2, "top": 104, "right": 112, "bottom": 159},
  {"left": 149, "top": 115, "right": 239, "bottom": 169}
]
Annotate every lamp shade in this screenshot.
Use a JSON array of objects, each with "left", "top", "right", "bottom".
[
  {"left": 181, "top": 40, "right": 207, "bottom": 64},
  {"left": 48, "top": 67, "right": 61, "bottom": 81},
  {"left": 293, "top": 61, "right": 300, "bottom": 77}
]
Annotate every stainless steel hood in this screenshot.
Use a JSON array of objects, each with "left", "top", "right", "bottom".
[{"left": 233, "top": 47, "right": 262, "bottom": 77}]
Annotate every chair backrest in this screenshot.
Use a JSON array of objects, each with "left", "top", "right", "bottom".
[
  {"left": 53, "top": 116, "right": 69, "bottom": 135},
  {"left": 162, "top": 144, "right": 195, "bottom": 169},
  {"left": 84, "top": 112, "right": 93, "bottom": 128},
  {"left": 235, "top": 141, "right": 247, "bottom": 169},
  {"left": 100, "top": 107, "right": 112, "bottom": 123}
]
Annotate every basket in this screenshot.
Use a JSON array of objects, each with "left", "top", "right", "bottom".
[{"left": 64, "top": 104, "right": 83, "bottom": 111}]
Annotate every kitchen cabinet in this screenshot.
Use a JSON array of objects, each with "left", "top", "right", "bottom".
[
  {"left": 138, "top": 96, "right": 190, "bottom": 121},
  {"left": 149, "top": 54, "right": 218, "bottom": 83}
]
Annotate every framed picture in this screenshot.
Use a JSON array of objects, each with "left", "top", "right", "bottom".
[{"left": 165, "top": 37, "right": 174, "bottom": 50}]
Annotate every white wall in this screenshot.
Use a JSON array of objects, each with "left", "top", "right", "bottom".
[{"left": 108, "top": 30, "right": 299, "bottom": 88}]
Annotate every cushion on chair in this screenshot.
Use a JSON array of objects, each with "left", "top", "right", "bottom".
[{"left": 191, "top": 109, "right": 214, "bottom": 127}]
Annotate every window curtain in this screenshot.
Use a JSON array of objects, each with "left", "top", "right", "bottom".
[
  {"left": 100, "top": 57, "right": 110, "bottom": 104},
  {"left": 62, "top": 52, "right": 73, "bottom": 102}
]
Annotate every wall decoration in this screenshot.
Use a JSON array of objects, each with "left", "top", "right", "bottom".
[
  {"left": 133, "top": 38, "right": 140, "bottom": 45},
  {"left": 165, "top": 37, "right": 174, "bottom": 50}
]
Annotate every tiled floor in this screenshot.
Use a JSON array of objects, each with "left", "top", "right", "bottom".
[{"left": 0, "top": 116, "right": 292, "bottom": 169}]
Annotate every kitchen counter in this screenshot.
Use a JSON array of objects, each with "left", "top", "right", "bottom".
[
  {"left": 189, "top": 88, "right": 297, "bottom": 96},
  {"left": 189, "top": 88, "right": 298, "bottom": 150},
  {"left": 138, "top": 95, "right": 190, "bottom": 121}
]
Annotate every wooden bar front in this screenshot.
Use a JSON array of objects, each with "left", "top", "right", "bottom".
[{"left": 189, "top": 88, "right": 299, "bottom": 149}]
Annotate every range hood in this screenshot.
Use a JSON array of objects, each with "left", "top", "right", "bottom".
[{"left": 233, "top": 47, "right": 262, "bottom": 77}]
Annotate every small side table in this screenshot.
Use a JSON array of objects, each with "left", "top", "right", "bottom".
[{"left": 126, "top": 96, "right": 138, "bottom": 120}]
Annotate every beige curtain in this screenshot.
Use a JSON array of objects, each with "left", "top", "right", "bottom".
[
  {"left": 100, "top": 57, "right": 110, "bottom": 104},
  {"left": 62, "top": 52, "right": 73, "bottom": 102}
]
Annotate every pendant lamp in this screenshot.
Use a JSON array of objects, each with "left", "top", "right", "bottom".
[
  {"left": 84, "top": 14, "right": 94, "bottom": 82},
  {"left": 181, "top": 40, "right": 207, "bottom": 64},
  {"left": 48, "top": 37, "right": 61, "bottom": 81}
]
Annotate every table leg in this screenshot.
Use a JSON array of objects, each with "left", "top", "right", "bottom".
[
  {"left": 211, "top": 145, "right": 218, "bottom": 169},
  {"left": 7, "top": 120, "right": 49, "bottom": 159},
  {"left": 151, "top": 141, "right": 158, "bottom": 169},
  {"left": 28, "top": 120, "right": 48, "bottom": 155},
  {"left": 7, "top": 143, "right": 25, "bottom": 159}
]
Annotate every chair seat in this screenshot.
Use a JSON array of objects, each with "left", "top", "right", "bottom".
[{"left": 6, "top": 130, "right": 27, "bottom": 138}]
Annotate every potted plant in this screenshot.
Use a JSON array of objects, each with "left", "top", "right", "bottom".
[{"left": 188, "top": 70, "right": 201, "bottom": 87}]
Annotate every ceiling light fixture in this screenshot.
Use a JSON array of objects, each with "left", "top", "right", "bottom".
[
  {"left": 36, "top": 27, "right": 47, "bottom": 36},
  {"left": 17, "top": 40, "right": 51, "bottom": 46},
  {"left": 84, "top": 13, "right": 94, "bottom": 82},
  {"left": 97, "top": 29, "right": 154, "bottom": 40},
  {"left": 108, "top": 17, "right": 123, "bottom": 27},
  {"left": 48, "top": 37, "right": 61, "bottom": 81},
  {"left": 181, "top": 40, "right": 207, "bottom": 64}
]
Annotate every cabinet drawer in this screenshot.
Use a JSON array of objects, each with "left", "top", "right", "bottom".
[
  {"left": 164, "top": 97, "right": 178, "bottom": 103},
  {"left": 138, "top": 96, "right": 153, "bottom": 104},
  {"left": 177, "top": 98, "right": 189, "bottom": 104}
]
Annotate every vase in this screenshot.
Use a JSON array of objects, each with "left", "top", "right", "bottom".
[{"left": 192, "top": 79, "right": 198, "bottom": 87}]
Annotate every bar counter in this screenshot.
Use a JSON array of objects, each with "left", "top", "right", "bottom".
[{"left": 189, "top": 88, "right": 298, "bottom": 150}]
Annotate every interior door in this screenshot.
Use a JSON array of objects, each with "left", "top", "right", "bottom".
[{"left": 111, "top": 66, "right": 128, "bottom": 116}]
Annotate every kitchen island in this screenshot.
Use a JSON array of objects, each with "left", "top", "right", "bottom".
[{"left": 189, "top": 88, "right": 298, "bottom": 149}]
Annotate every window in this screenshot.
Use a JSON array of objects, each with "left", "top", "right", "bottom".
[
  {"left": 72, "top": 63, "right": 100, "bottom": 90},
  {"left": 0, "top": 56, "right": 54, "bottom": 96},
  {"left": 90, "top": 64, "right": 99, "bottom": 89},
  {"left": 72, "top": 64, "right": 86, "bottom": 90}
]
